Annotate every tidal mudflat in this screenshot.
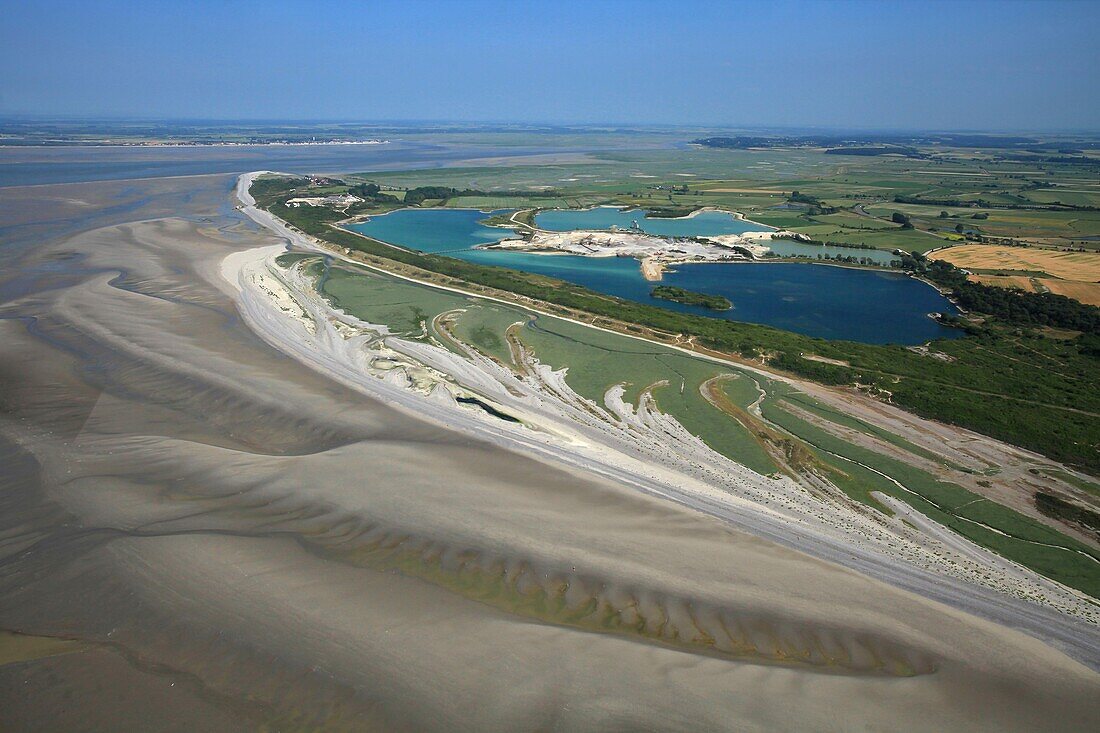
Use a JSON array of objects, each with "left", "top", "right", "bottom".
[{"left": 0, "top": 168, "right": 1097, "bottom": 731}]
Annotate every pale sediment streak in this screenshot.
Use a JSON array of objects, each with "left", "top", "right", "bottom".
[{"left": 229, "top": 172, "right": 1099, "bottom": 664}]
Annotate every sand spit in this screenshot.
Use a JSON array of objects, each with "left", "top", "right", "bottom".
[
  {"left": 640, "top": 255, "right": 664, "bottom": 280},
  {"left": 0, "top": 172, "right": 1096, "bottom": 730}
]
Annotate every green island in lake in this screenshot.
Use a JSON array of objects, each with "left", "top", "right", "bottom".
[{"left": 651, "top": 285, "right": 732, "bottom": 310}]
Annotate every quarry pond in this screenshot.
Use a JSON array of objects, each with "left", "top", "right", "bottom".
[{"left": 346, "top": 207, "right": 961, "bottom": 344}]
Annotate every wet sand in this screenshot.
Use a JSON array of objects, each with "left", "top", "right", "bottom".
[{"left": 0, "top": 173, "right": 1098, "bottom": 730}]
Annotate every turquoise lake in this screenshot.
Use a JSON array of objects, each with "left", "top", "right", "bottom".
[{"left": 347, "top": 208, "right": 960, "bottom": 344}]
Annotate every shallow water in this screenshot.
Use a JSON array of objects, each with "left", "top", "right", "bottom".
[{"left": 0, "top": 141, "right": 574, "bottom": 187}]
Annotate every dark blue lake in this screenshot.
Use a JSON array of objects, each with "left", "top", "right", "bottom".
[{"left": 347, "top": 208, "right": 960, "bottom": 344}]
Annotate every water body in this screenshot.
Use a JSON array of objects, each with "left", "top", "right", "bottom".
[
  {"left": 347, "top": 209, "right": 959, "bottom": 344},
  {"left": 0, "top": 142, "right": 578, "bottom": 188},
  {"left": 349, "top": 207, "right": 511, "bottom": 253}
]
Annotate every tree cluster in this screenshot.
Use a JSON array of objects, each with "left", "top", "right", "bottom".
[
  {"left": 790, "top": 190, "right": 838, "bottom": 215},
  {"left": 348, "top": 182, "right": 399, "bottom": 203}
]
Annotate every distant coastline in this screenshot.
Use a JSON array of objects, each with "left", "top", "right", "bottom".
[{"left": 0, "top": 139, "right": 390, "bottom": 148}]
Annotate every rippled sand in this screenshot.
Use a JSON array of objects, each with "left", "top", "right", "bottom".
[{"left": 0, "top": 175, "right": 1098, "bottom": 731}]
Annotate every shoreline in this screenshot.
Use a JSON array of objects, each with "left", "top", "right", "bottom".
[{"left": 0, "top": 139, "right": 391, "bottom": 149}]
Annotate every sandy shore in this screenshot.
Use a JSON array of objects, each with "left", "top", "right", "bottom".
[
  {"left": 0, "top": 171, "right": 1097, "bottom": 730},
  {"left": 640, "top": 256, "right": 663, "bottom": 280}
]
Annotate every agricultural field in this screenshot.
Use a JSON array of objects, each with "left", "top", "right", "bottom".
[
  {"left": 782, "top": 225, "right": 937, "bottom": 251},
  {"left": 865, "top": 204, "right": 1100, "bottom": 247},
  {"left": 933, "top": 245, "right": 1100, "bottom": 281},
  {"left": 1044, "top": 280, "right": 1100, "bottom": 307},
  {"left": 934, "top": 244, "right": 1100, "bottom": 306},
  {"left": 971, "top": 274, "right": 1041, "bottom": 293}
]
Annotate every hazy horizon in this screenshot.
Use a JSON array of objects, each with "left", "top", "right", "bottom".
[
  {"left": 3, "top": 115, "right": 1100, "bottom": 136},
  {"left": 2, "top": 0, "right": 1099, "bottom": 130}
]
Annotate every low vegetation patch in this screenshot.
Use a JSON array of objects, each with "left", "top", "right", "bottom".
[
  {"left": 1035, "top": 492, "right": 1100, "bottom": 541},
  {"left": 651, "top": 285, "right": 732, "bottom": 310}
]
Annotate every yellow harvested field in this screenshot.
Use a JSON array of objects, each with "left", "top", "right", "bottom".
[
  {"left": 970, "top": 275, "right": 1037, "bottom": 292},
  {"left": 935, "top": 245, "right": 1100, "bottom": 281},
  {"left": 703, "top": 187, "right": 787, "bottom": 194},
  {"left": 1040, "top": 280, "right": 1100, "bottom": 307}
]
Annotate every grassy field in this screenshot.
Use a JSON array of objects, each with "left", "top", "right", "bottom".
[
  {"left": 760, "top": 393, "right": 1100, "bottom": 597},
  {"left": 867, "top": 204, "right": 1100, "bottom": 246},
  {"left": 315, "top": 259, "right": 779, "bottom": 476},
  {"left": 516, "top": 315, "right": 780, "bottom": 476},
  {"left": 443, "top": 194, "right": 605, "bottom": 210},
  {"left": 782, "top": 225, "right": 937, "bottom": 251}
]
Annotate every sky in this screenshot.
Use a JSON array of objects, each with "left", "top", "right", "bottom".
[{"left": 2, "top": 0, "right": 1099, "bottom": 131}]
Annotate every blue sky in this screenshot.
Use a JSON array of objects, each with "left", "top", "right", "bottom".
[{"left": 2, "top": 0, "right": 1098, "bottom": 130}]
